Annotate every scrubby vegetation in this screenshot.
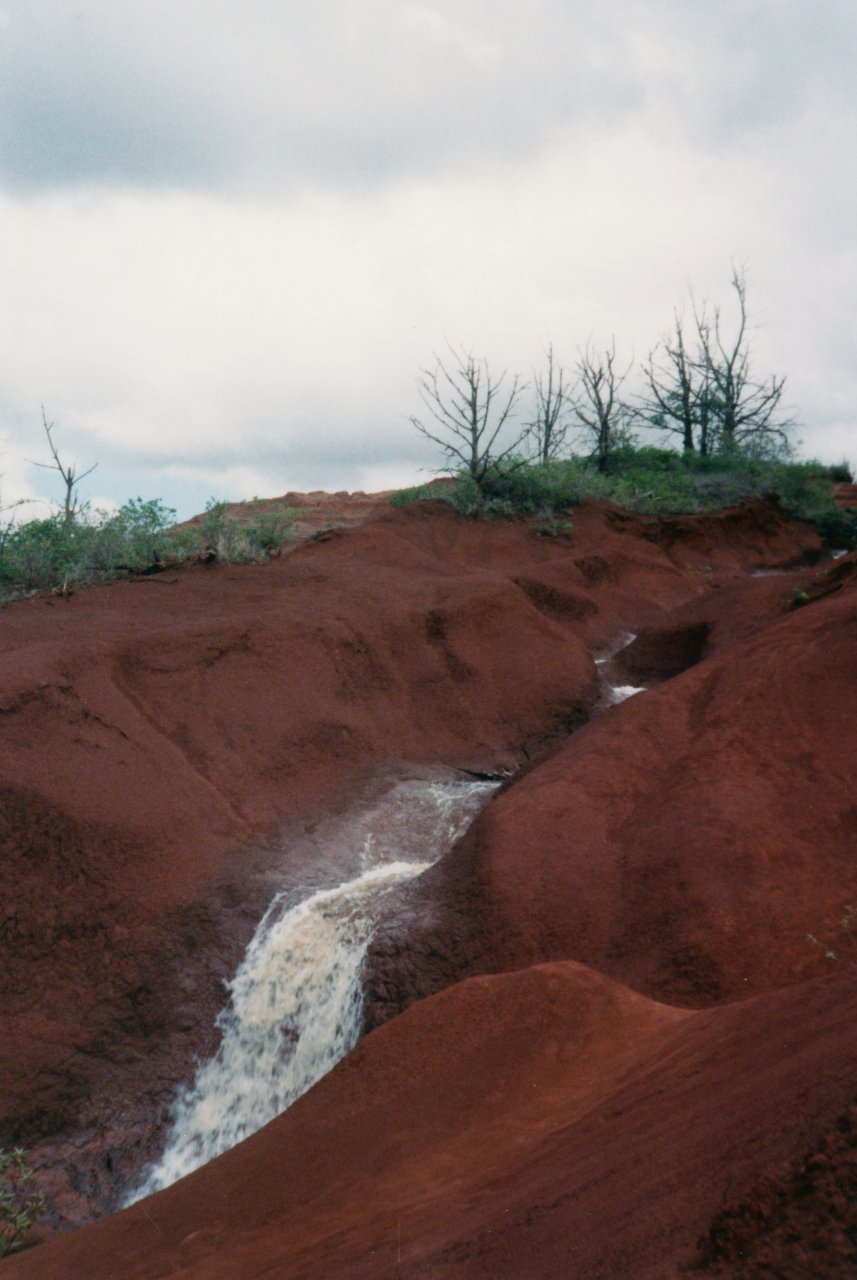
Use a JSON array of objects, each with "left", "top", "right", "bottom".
[
  {"left": 0, "top": 1148, "right": 45, "bottom": 1257},
  {"left": 391, "top": 448, "right": 857, "bottom": 548},
  {"left": 0, "top": 497, "right": 297, "bottom": 603},
  {"left": 3, "top": 261, "right": 852, "bottom": 605},
  {"left": 398, "top": 265, "right": 855, "bottom": 547}
]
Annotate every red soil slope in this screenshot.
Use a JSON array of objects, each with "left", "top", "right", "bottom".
[
  {"left": 368, "top": 573, "right": 857, "bottom": 1016},
  {"left": 3, "top": 493, "right": 849, "bottom": 1276},
  {"left": 9, "top": 964, "right": 857, "bottom": 1279},
  {"left": 833, "top": 481, "right": 857, "bottom": 510}
]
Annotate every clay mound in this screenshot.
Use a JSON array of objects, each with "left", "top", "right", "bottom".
[
  {"left": 7, "top": 962, "right": 857, "bottom": 1280},
  {"left": 609, "top": 619, "right": 710, "bottom": 682},
  {"left": 368, "top": 577, "right": 857, "bottom": 1016},
  {"left": 1, "top": 502, "right": 605, "bottom": 1222}
]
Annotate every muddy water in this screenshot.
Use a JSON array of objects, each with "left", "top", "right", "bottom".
[{"left": 128, "top": 778, "right": 496, "bottom": 1199}]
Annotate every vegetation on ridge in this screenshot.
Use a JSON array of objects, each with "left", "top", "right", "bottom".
[
  {"left": 391, "top": 449, "right": 857, "bottom": 548},
  {"left": 400, "top": 265, "right": 855, "bottom": 547},
  {"left": 0, "top": 494, "right": 297, "bottom": 603},
  {"left": 1, "top": 265, "right": 853, "bottom": 605}
]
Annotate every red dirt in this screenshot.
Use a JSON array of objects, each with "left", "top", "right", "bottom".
[
  {"left": 9, "top": 965, "right": 857, "bottom": 1279},
  {"left": 367, "top": 572, "right": 857, "bottom": 1014},
  {"left": 4, "top": 490, "right": 855, "bottom": 1277},
  {"left": 833, "top": 481, "right": 857, "bottom": 510},
  {"left": 180, "top": 486, "right": 396, "bottom": 546}
]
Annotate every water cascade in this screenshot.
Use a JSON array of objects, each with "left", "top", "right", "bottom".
[
  {"left": 596, "top": 633, "right": 647, "bottom": 703},
  {"left": 130, "top": 778, "right": 496, "bottom": 1199}
]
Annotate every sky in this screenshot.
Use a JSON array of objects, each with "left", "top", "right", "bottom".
[{"left": 1, "top": 0, "right": 856, "bottom": 520}]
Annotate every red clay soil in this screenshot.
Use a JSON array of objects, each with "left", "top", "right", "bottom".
[
  {"left": 8, "top": 964, "right": 857, "bottom": 1279},
  {"left": 698, "top": 1094, "right": 857, "bottom": 1278},
  {"left": 833, "top": 481, "right": 857, "bottom": 510},
  {"left": 366, "top": 569, "right": 857, "bottom": 1018},
  {"left": 3, "top": 491, "right": 851, "bottom": 1276},
  {"left": 180, "top": 486, "right": 396, "bottom": 546}
]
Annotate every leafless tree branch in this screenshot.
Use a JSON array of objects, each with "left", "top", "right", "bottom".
[
  {"left": 28, "top": 409, "right": 97, "bottom": 522},
  {"left": 573, "top": 339, "right": 634, "bottom": 474},
  {"left": 410, "top": 344, "right": 529, "bottom": 489},
  {"left": 692, "top": 265, "right": 795, "bottom": 451},
  {"left": 527, "top": 343, "right": 573, "bottom": 463}
]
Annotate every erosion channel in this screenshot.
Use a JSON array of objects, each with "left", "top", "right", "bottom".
[{"left": 130, "top": 655, "right": 639, "bottom": 1203}]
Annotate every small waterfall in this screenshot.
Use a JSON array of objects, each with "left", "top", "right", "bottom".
[
  {"left": 596, "top": 633, "right": 647, "bottom": 704},
  {"left": 129, "top": 777, "right": 495, "bottom": 1200}
]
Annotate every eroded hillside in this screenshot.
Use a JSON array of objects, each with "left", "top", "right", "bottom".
[{"left": 3, "top": 494, "right": 856, "bottom": 1277}]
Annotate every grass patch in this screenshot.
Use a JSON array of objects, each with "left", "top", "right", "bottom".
[{"left": 391, "top": 448, "right": 857, "bottom": 547}]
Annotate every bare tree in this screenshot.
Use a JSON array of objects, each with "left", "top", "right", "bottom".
[
  {"left": 573, "top": 340, "right": 634, "bottom": 474},
  {"left": 410, "top": 344, "right": 527, "bottom": 489},
  {"left": 30, "top": 409, "right": 97, "bottom": 522},
  {"left": 640, "top": 309, "right": 715, "bottom": 454},
  {"left": 527, "top": 343, "right": 573, "bottom": 463},
  {"left": 693, "top": 265, "right": 794, "bottom": 452}
]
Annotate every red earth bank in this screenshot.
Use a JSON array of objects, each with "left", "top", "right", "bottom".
[
  {"left": 2, "top": 491, "right": 854, "bottom": 1276},
  {"left": 366, "top": 569, "right": 857, "bottom": 1020}
]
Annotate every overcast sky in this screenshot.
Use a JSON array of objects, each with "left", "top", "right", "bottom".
[{"left": 1, "top": 0, "right": 855, "bottom": 519}]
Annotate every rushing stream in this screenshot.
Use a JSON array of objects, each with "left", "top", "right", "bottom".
[
  {"left": 597, "top": 632, "right": 646, "bottom": 704},
  {"left": 128, "top": 777, "right": 496, "bottom": 1200},
  {"left": 129, "top": 645, "right": 647, "bottom": 1202}
]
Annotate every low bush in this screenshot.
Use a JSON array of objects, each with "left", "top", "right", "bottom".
[
  {"left": 390, "top": 446, "right": 857, "bottom": 547},
  {"left": 194, "top": 499, "right": 297, "bottom": 562},
  {"left": 388, "top": 481, "right": 448, "bottom": 507},
  {"left": 0, "top": 1148, "right": 46, "bottom": 1257},
  {"left": 0, "top": 498, "right": 298, "bottom": 602}
]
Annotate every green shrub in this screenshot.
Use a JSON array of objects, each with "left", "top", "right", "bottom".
[
  {"left": 481, "top": 458, "right": 613, "bottom": 512},
  {"left": 243, "top": 504, "right": 297, "bottom": 553},
  {"left": 194, "top": 499, "right": 297, "bottom": 562},
  {"left": 532, "top": 514, "right": 575, "bottom": 539},
  {"left": 0, "top": 499, "right": 181, "bottom": 594},
  {"left": 389, "top": 481, "right": 448, "bottom": 507},
  {"left": 394, "top": 456, "right": 857, "bottom": 541},
  {"left": 0, "top": 515, "right": 92, "bottom": 589},
  {"left": 88, "top": 498, "right": 179, "bottom": 572},
  {"left": 0, "top": 496, "right": 298, "bottom": 601},
  {"left": 0, "top": 1148, "right": 46, "bottom": 1257}
]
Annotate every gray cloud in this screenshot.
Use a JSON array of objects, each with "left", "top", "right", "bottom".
[
  {"left": 1, "top": 0, "right": 856, "bottom": 520},
  {"left": 12, "top": 0, "right": 853, "bottom": 193}
]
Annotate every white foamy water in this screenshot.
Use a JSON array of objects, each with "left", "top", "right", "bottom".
[
  {"left": 128, "top": 778, "right": 495, "bottom": 1199},
  {"left": 606, "top": 683, "right": 646, "bottom": 703},
  {"left": 595, "top": 633, "right": 647, "bottom": 704}
]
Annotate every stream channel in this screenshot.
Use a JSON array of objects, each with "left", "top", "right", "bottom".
[
  {"left": 128, "top": 645, "right": 644, "bottom": 1203},
  {"left": 128, "top": 777, "right": 497, "bottom": 1200}
]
